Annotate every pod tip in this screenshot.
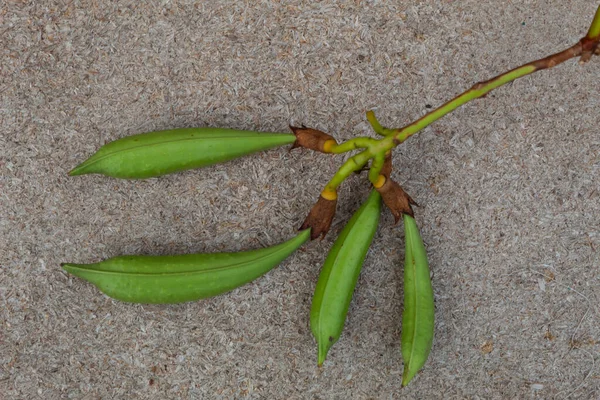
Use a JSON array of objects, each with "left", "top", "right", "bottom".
[
  {"left": 61, "top": 263, "right": 81, "bottom": 274},
  {"left": 317, "top": 341, "right": 331, "bottom": 367},
  {"left": 401, "top": 366, "right": 415, "bottom": 387},
  {"left": 61, "top": 263, "right": 74, "bottom": 271},
  {"left": 68, "top": 166, "right": 83, "bottom": 176},
  {"left": 317, "top": 352, "right": 326, "bottom": 367}
]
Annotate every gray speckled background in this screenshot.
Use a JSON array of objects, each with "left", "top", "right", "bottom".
[{"left": 2, "top": 1, "right": 600, "bottom": 398}]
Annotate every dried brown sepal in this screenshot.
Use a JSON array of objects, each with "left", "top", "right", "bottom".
[
  {"left": 300, "top": 195, "right": 337, "bottom": 240},
  {"left": 289, "top": 125, "right": 337, "bottom": 153},
  {"left": 380, "top": 152, "right": 392, "bottom": 180},
  {"left": 375, "top": 178, "right": 418, "bottom": 223}
]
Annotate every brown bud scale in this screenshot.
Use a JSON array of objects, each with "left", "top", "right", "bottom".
[
  {"left": 375, "top": 178, "right": 417, "bottom": 223},
  {"left": 289, "top": 125, "right": 337, "bottom": 153},
  {"left": 300, "top": 195, "right": 337, "bottom": 240}
]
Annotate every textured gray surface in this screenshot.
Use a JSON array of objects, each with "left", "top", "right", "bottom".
[{"left": 2, "top": 1, "right": 600, "bottom": 398}]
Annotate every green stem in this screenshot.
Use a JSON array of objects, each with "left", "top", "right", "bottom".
[
  {"left": 392, "top": 41, "right": 585, "bottom": 144},
  {"left": 330, "top": 137, "right": 377, "bottom": 154},
  {"left": 394, "top": 64, "right": 536, "bottom": 142},
  {"left": 366, "top": 110, "right": 395, "bottom": 136},
  {"left": 368, "top": 153, "right": 385, "bottom": 184},
  {"left": 325, "top": 151, "right": 372, "bottom": 191},
  {"left": 587, "top": 5, "right": 600, "bottom": 40}
]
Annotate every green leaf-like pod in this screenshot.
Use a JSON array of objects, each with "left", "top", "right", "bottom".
[
  {"left": 310, "top": 190, "right": 381, "bottom": 365},
  {"left": 62, "top": 229, "right": 310, "bottom": 304},
  {"left": 69, "top": 127, "right": 295, "bottom": 179},
  {"left": 401, "top": 215, "right": 434, "bottom": 386}
]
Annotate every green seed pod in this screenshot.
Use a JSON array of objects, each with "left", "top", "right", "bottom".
[
  {"left": 401, "top": 215, "right": 434, "bottom": 386},
  {"left": 62, "top": 229, "right": 310, "bottom": 304},
  {"left": 69, "top": 127, "right": 295, "bottom": 179},
  {"left": 310, "top": 190, "right": 381, "bottom": 365}
]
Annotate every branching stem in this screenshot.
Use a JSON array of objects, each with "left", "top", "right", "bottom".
[
  {"left": 366, "top": 111, "right": 395, "bottom": 136},
  {"left": 368, "top": 153, "right": 385, "bottom": 185},
  {"left": 324, "top": 151, "right": 371, "bottom": 192},
  {"left": 321, "top": 5, "right": 600, "bottom": 196},
  {"left": 330, "top": 137, "right": 377, "bottom": 154}
]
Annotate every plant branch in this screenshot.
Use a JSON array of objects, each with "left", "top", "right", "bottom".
[
  {"left": 301, "top": 6, "right": 600, "bottom": 237},
  {"left": 330, "top": 137, "right": 377, "bottom": 154},
  {"left": 326, "top": 15, "right": 599, "bottom": 191},
  {"left": 368, "top": 152, "right": 385, "bottom": 185},
  {"left": 388, "top": 36, "right": 596, "bottom": 146},
  {"left": 324, "top": 151, "right": 372, "bottom": 193},
  {"left": 366, "top": 111, "right": 395, "bottom": 136}
]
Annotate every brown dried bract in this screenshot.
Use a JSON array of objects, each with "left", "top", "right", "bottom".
[
  {"left": 375, "top": 178, "right": 417, "bottom": 222},
  {"left": 380, "top": 152, "right": 392, "bottom": 180},
  {"left": 300, "top": 195, "right": 337, "bottom": 240},
  {"left": 289, "top": 125, "right": 337, "bottom": 153}
]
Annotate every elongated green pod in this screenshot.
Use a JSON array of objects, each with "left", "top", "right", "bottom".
[
  {"left": 62, "top": 229, "right": 310, "bottom": 304},
  {"left": 401, "top": 215, "right": 434, "bottom": 386},
  {"left": 310, "top": 190, "right": 381, "bottom": 365},
  {"left": 69, "top": 127, "right": 295, "bottom": 179}
]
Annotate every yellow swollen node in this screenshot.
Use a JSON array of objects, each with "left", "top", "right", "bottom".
[
  {"left": 373, "top": 175, "right": 386, "bottom": 189},
  {"left": 321, "top": 189, "right": 338, "bottom": 201},
  {"left": 322, "top": 140, "right": 337, "bottom": 153}
]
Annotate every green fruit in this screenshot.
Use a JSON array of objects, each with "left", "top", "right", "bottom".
[
  {"left": 62, "top": 229, "right": 310, "bottom": 304},
  {"left": 310, "top": 190, "right": 381, "bottom": 365},
  {"left": 70, "top": 127, "right": 295, "bottom": 179},
  {"left": 401, "top": 215, "right": 434, "bottom": 386}
]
